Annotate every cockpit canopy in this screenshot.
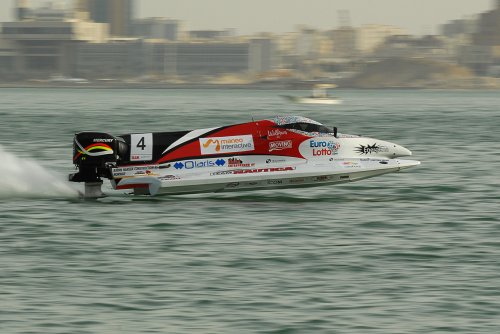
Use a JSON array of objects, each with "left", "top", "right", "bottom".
[{"left": 271, "top": 116, "right": 335, "bottom": 134}]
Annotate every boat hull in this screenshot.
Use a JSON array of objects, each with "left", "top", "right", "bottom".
[{"left": 113, "top": 158, "right": 420, "bottom": 196}]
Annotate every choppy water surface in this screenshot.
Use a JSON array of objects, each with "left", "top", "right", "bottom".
[{"left": 0, "top": 88, "right": 499, "bottom": 333}]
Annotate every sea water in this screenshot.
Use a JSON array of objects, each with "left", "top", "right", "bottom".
[{"left": 0, "top": 88, "right": 499, "bottom": 333}]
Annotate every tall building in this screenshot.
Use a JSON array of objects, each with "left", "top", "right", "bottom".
[
  {"left": 76, "top": 0, "right": 133, "bottom": 36},
  {"left": 14, "top": 0, "right": 30, "bottom": 21},
  {"left": 133, "top": 18, "right": 180, "bottom": 41}
]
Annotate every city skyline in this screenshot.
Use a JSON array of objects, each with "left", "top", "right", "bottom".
[{"left": 0, "top": 0, "right": 494, "bottom": 35}]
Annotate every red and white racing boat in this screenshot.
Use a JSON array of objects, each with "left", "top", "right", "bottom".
[{"left": 69, "top": 116, "right": 419, "bottom": 197}]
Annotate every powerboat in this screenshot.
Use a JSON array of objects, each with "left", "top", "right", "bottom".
[
  {"left": 69, "top": 116, "right": 419, "bottom": 197},
  {"left": 281, "top": 84, "right": 342, "bottom": 105}
]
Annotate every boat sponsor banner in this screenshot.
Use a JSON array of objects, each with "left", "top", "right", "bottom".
[
  {"left": 269, "top": 140, "right": 292, "bottom": 152},
  {"left": 267, "top": 129, "right": 288, "bottom": 138},
  {"left": 299, "top": 139, "right": 340, "bottom": 158},
  {"left": 355, "top": 143, "right": 389, "bottom": 155},
  {"left": 210, "top": 166, "right": 295, "bottom": 176},
  {"left": 112, "top": 165, "right": 159, "bottom": 177},
  {"left": 227, "top": 157, "right": 255, "bottom": 168},
  {"left": 172, "top": 158, "right": 226, "bottom": 170},
  {"left": 199, "top": 135, "right": 254, "bottom": 155}
]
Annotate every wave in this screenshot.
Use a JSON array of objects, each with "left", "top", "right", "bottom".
[{"left": 0, "top": 145, "right": 79, "bottom": 199}]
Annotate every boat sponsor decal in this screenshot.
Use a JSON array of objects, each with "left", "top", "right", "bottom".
[
  {"left": 113, "top": 165, "right": 159, "bottom": 173},
  {"left": 266, "top": 158, "right": 287, "bottom": 164},
  {"left": 74, "top": 142, "right": 113, "bottom": 161},
  {"left": 159, "top": 175, "right": 180, "bottom": 181},
  {"left": 314, "top": 176, "right": 331, "bottom": 182},
  {"left": 210, "top": 170, "right": 234, "bottom": 176},
  {"left": 199, "top": 135, "right": 254, "bottom": 155},
  {"left": 226, "top": 182, "right": 240, "bottom": 188},
  {"left": 130, "top": 133, "right": 153, "bottom": 161},
  {"left": 355, "top": 143, "right": 388, "bottom": 155},
  {"left": 289, "top": 178, "right": 305, "bottom": 184},
  {"left": 267, "top": 179, "right": 283, "bottom": 185},
  {"left": 92, "top": 138, "right": 114, "bottom": 143},
  {"left": 341, "top": 161, "right": 361, "bottom": 168},
  {"left": 112, "top": 165, "right": 159, "bottom": 177},
  {"left": 269, "top": 140, "right": 293, "bottom": 152},
  {"left": 360, "top": 158, "right": 390, "bottom": 164},
  {"left": 210, "top": 166, "right": 295, "bottom": 176},
  {"left": 232, "top": 167, "right": 295, "bottom": 174},
  {"left": 267, "top": 129, "right": 288, "bottom": 138},
  {"left": 173, "top": 158, "right": 226, "bottom": 170},
  {"left": 310, "top": 140, "right": 340, "bottom": 156},
  {"left": 228, "top": 157, "right": 255, "bottom": 168}
]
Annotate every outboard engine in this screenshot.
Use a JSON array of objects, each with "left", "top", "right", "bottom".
[{"left": 69, "top": 132, "right": 128, "bottom": 197}]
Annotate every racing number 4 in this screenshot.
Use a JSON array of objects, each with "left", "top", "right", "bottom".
[
  {"left": 130, "top": 133, "right": 153, "bottom": 161},
  {"left": 136, "top": 136, "right": 146, "bottom": 150}
]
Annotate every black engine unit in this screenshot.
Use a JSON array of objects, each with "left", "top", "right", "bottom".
[{"left": 69, "top": 132, "right": 128, "bottom": 183}]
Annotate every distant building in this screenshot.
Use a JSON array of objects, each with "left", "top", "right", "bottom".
[
  {"left": 188, "top": 30, "right": 233, "bottom": 40},
  {"left": 249, "top": 38, "right": 275, "bottom": 73},
  {"left": 76, "top": 0, "right": 133, "bottom": 36},
  {"left": 14, "top": 0, "right": 30, "bottom": 21},
  {"left": 330, "top": 27, "right": 357, "bottom": 58},
  {"left": 133, "top": 18, "right": 180, "bottom": 41},
  {"left": 459, "top": 0, "right": 500, "bottom": 74},
  {"left": 295, "top": 28, "right": 320, "bottom": 59},
  {"left": 1, "top": 16, "right": 108, "bottom": 77},
  {"left": 371, "top": 35, "right": 450, "bottom": 61},
  {"left": 357, "top": 24, "right": 406, "bottom": 55},
  {"left": 472, "top": 0, "right": 500, "bottom": 46},
  {"left": 75, "top": 38, "right": 145, "bottom": 78},
  {"left": 0, "top": 38, "right": 18, "bottom": 79},
  {"left": 141, "top": 39, "right": 275, "bottom": 78},
  {"left": 440, "top": 17, "right": 478, "bottom": 38}
]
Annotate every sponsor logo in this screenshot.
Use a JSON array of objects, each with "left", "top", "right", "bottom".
[
  {"left": 210, "top": 170, "right": 234, "bottom": 176},
  {"left": 314, "top": 176, "right": 331, "bottom": 182},
  {"left": 341, "top": 161, "right": 361, "bottom": 168},
  {"left": 233, "top": 167, "right": 295, "bottom": 174},
  {"left": 93, "top": 138, "right": 114, "bottom": 143},
  {"left": 289, "top": 178, "right": 305, "bottom": 184},
  {"left": 355, "top": 143, "right": 388, "bottom": 155},
  {"left": 113, "top": 165, "right": 159, "bottom": 172},
  {"left": 159, "top": 175, "right": 180, "bottom": 180},
  {"left": 266, "top": 158, "right": 287, "bottom": 164},
  {"left": 309, "top": 140, "right": 340, "bottom": 156},
  {"left": 228, "top": 157, "right": 255, "bottom": 168},
  {"left": 269, "top": 140, "right": 292, "bottom": 152},
  {"left": 174, "top": 159, "right": 226, "bottom": 170},
  {"left": 200, "top": 135, "right": 254, "bottom": 155},
  {"left": 267, "top": 180, "right": 283, "bottom": 185},
  {"left": 226, "top": 182, "right": 240, "bottom": 188},
  {"left": 268, "top": 129, "right": 288, "bottom": 138}
]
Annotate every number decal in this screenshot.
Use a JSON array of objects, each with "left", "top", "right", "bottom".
[
  {"left": 130, "top": 133, "right": 153, "bottom": 161},
  {"left": 136, "top": 137, "right": 146, "bottom": 150}
]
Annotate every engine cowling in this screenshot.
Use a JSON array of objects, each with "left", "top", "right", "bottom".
[{"left": 69, "top": 132, "right": 128, "bottom": 183}]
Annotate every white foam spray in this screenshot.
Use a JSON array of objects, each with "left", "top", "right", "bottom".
[{"left": 0, "top": 145, "right": 79, "bottom": 198}]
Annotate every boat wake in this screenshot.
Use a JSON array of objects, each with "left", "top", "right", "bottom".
[{"left": 0, "top": 145, "right": 79, "bottom": 199}]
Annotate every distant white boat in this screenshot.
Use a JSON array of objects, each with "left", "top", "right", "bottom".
[
  {"left": 282, "top": 84, "right": 342, "bottom": 105},
  {"left": 49, "top": 75, "right": 89, "bottom": 84}
]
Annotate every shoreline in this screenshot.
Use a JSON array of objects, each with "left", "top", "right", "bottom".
[{"left": 0, "top": 82, "right": 499, "bottom": 90}]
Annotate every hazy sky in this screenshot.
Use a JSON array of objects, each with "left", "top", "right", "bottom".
[{"left": 1, "top": 0, "right": 495, "bottom": 35}]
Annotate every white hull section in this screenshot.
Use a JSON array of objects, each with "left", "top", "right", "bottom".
[{"left": 114, "top": 158, "right": 419, "bottom": 196}]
